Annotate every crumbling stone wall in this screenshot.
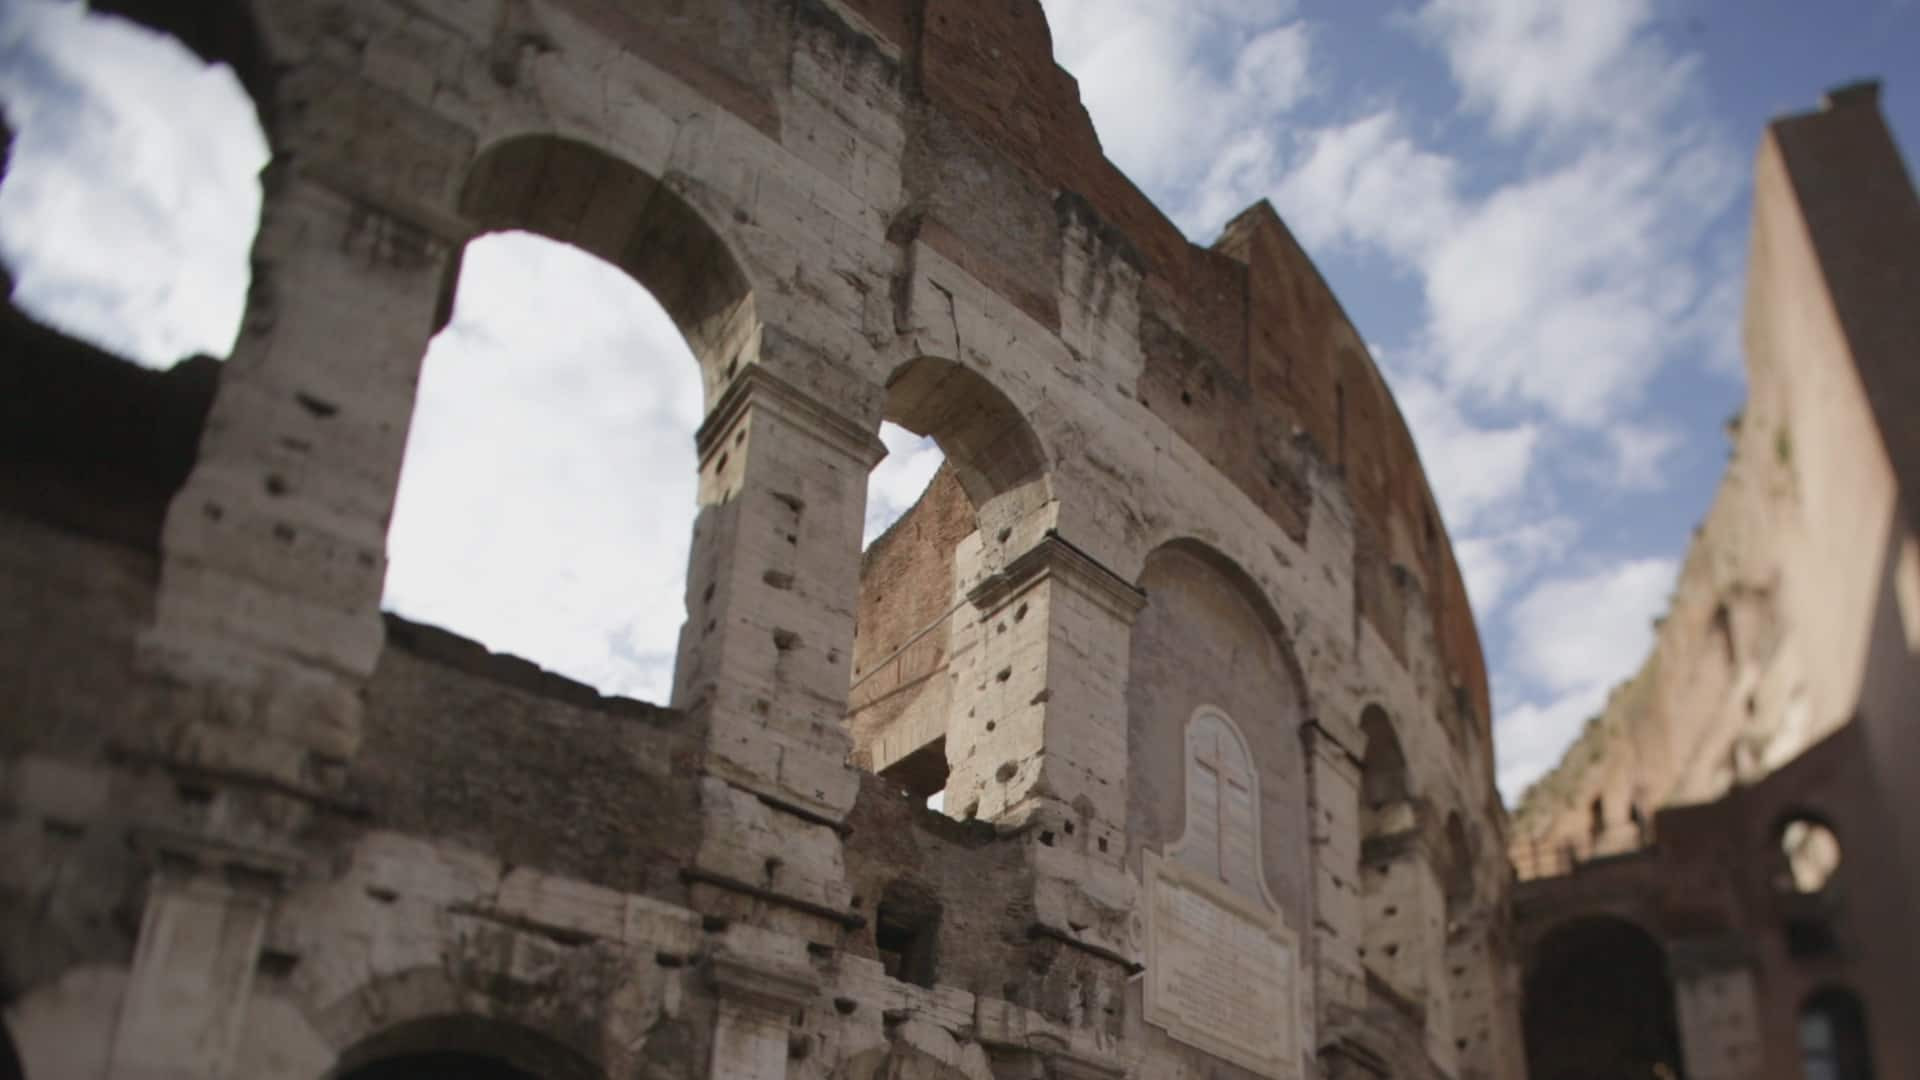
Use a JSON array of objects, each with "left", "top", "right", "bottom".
[
  {"left": 1510, "top": 86, "right": 1920, "bottom": 1080},
  {"left": 0, "top": 2, "right": 1520, "bottom": 1078}
]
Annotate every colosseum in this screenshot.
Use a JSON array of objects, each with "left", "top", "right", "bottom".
[{"left": 0, "top": 2, "right": 1913, "bottom": 1079}]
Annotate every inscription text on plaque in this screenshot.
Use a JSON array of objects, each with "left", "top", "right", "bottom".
[{"left": 1144, "top": 851, "right": 1301, "bottom": 1078}]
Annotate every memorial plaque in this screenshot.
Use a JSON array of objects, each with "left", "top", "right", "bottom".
[{"left": 1145, "top": 849, "right": 1301, "bottom": 1079}]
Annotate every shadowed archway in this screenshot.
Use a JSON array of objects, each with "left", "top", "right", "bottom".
[
  {"left": 330, "top": 1015, "right": 604, "bottom": 1080},
  {"left": 1523, "top": 916, "right": 1685, "bottom": 1080}
]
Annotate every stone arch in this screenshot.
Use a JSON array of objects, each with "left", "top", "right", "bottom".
[
  {"left": 329, "top": 1015, "right": 605, "bottom": 1080},
  {"left": 879, "top": 356, "right": 1051, "bottom": 521},
  {"left": 309, "top": 968, "right": 610, "bottom": 1080},
  {"left": 382, "top": 132, "right": 764, "bottom": 702},
  {"left": 1522, "top": 916, "right": 1683, "bottom": 1080},
  {"left": 847, "top": 356, "right": 1055, "bottom": 804},
  {"left": 1126, "top": 538, "right": 1311, "bottom": 921},
  {"left": 1799, "top": 985, "right": 1874, "bottom": 1080},
  {"left": 1359, "top": 704, "right": 1414, "bottom": 840},
  {"left": 446, "top": 134, "right": 758, "bottom": 410},
  {"left": 1356, "top": 701, "right": 1446, "bottom": 1029}
]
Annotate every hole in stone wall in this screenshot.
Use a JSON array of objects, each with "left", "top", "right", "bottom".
[
  {"left": 383, "top": 232, "right": 701, "bottom": 705},
  {"left": 1776, "top": 816, "right": 1841, "bottom": 895},
  {"left": 878, "top": 735, "right": 949, "bottom": 806},
  {"left": 874, "top": 880, "right": 941, "bottom": 988},
  {"left": 1798, "top": 987, "right": 1875, "bottom": 1080},
  {"left": 0, "top": 1, "right": 269, "bottom": 370}
]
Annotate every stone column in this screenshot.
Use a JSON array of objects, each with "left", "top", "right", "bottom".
[
  {"left": 121, "top": 63, "right": 471, "bottom": 1078},
  {"left": 1668, "top": 940, "right": 1763, "bottom": 1080},
  {"left": 674, "top": 363, "right": 885, "bottom": 823},
  {"left": 139, "top": 60, "right": 472, "bottom": 796},
  {"left": 705, "top": 951, "right": 818, "bottom": 1080},
  {"left": 1303, "top": 719, "right": 1365, "bottom": 1018},
  {"left": 943, "top": 535, "right": 1145, "bottom": 848},
  {"left": 104, "top": 838, "right": 292, "bottom": 1080},
  {"left": 1358, "top": 827, "right": 1448, "bottom": 1042}
]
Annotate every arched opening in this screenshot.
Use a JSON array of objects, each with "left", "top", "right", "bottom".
[
  {"left": 0, "top": 0, "right": 268, "bottom": 368},
  {"left": 1799, "top": 986, "right": 1874, "bottom": 1080},
  {"left": 847, "top": 357, "right": 1050, "bottom": 814},
  {"left": 1360, "top": 705, "right": 1413, "bottom": 839},
  {"left": 1127, "top": 540, "right": 1310, "bottom": 918},
  {"left": 451, "top": 135, "right": 753, "bottom": 401},
  {"left": 1775, "top": 813, "right": 1842, "bottom": 895},
  {"left": 1522, "top": 916, "right": 1684, "bottom": 1080},
  {"left": 1443, "top": 812, "right": 1475, "bottom": 915},
  {"left": 383, "top": 135, "right": 751, "bottom": 705},
  {"left": 331, "top": 1015, "right": 602, "bottom": 1080},
  {"left": 1356, "top": 704, "right": 1436, "bottom": 1026}
]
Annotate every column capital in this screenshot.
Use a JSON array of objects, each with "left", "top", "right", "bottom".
[
  {"left": 294, "top": 157, "right": 476, "bottom": 247},
  {"left": 1301, "top": 716, "right": 1366, "bottom": 766},
  {"left": 128, "top": 826, "right": 303, "bottom": 892},
  {"left": 706, "top": 949, "right": 819, "bottom": 1017},
  {"left": 696, "top": 365, "right": 887, "bottom": 470},
  {"left": 968, "top": 533, "right": 1146, "bottom": 622}
]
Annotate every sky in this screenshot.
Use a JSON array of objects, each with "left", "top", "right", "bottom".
[{"left": 1, "top": 0, "right": 1915, "bottom": 804}]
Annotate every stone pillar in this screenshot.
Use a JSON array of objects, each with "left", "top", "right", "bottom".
[
  {"left": 943, "top": 534, "right": 1145, "bottom": 848},
  {"left": 674, "top": 364, "right": 885, "bottom": 822},
  {"left": 139, "top": 60, "right": 472, "bottom": 794},
  {"left": 104, "top": 840, "right": 290, "bottom": 1080},
  {"left": 119, "top": 63, "right": 471, "bottom": 1078},
  {"left": 1668, "top": 940, "right": 1763, "bottom": 1080},
  {"left": 705, "top": 951, "right": 817, "bottom": 1080},
  {"left": 1304, "top": 719, "right": 1365, "bottom": 1017},
  {"left": 1359, "top": 828, "right": 1448, "bottom": 1047}
]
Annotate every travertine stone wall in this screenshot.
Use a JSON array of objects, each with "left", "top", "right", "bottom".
[{"left": 0, "top": 2, "right": 1520, "bottom": 1078}]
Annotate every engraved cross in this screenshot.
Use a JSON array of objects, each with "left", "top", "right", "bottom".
[{"left": 1193, "top": 726, "right": 1250, "bottom": 885}]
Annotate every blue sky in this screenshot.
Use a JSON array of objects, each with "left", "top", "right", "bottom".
[{"left": 1, "top": 0, "right": 1915, "bottom": 803}]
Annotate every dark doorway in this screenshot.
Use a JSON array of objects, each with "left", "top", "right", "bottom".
[
  {"left": 2, "top": 1018, "right": 23, "bottom": 1080},
  {"left": 1799, "top": 987, "right": 1874, "bottom": 1080},
  {"left": 330, "top": 1015, "right": 601, "bottom": 1080},
  {"left": 342, "top": 1052, "right": 538, "bottom": 1079},
  {"left": 1523, "top": 917, "right": 1685, "bottom": 1080}
]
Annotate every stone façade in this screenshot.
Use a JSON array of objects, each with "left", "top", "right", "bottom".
[{"left": 0, "top": 2, "right": 1520, "bottom": 1078}]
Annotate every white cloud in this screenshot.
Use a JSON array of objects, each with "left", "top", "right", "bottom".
[
  {"left": 1390, "top": 374, "right": 1540, "bottom": 530},
  {"left": 1494, "top": 683, "right": 1610, "bottom": 805},
  {"left": 1272, "top": 111, "right": 1460, "bottom": 265},
  {"left": 1038, "top": 0, "right": 1311, "bottom": 234},
  {"left": 1416, "top": 0, "right": 1687, "bottom": 139},
  {"left": 384, "top": 232, "right": 703, "bottom": 704},
  {"left": 1507, "top": 557, "right": 1675, "bottom": 694},
  {"left": 1420, "top": 139, "right": 1731, "bottom": 424},
  {"left": 1453, "top": 516, "right": 1576, "bottom": 614},
  {"left": 0, "top": 0, "right": 266, "bottom": 367},
  {"left": 1492, "top": 555, "right": 1677, "bottom": 800},
  {"left": 1605, "top": 423, "right": 1683, "bottom": 491},
  {"left": 864, "top": 423, "right": 944, "bottom": 547}
]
